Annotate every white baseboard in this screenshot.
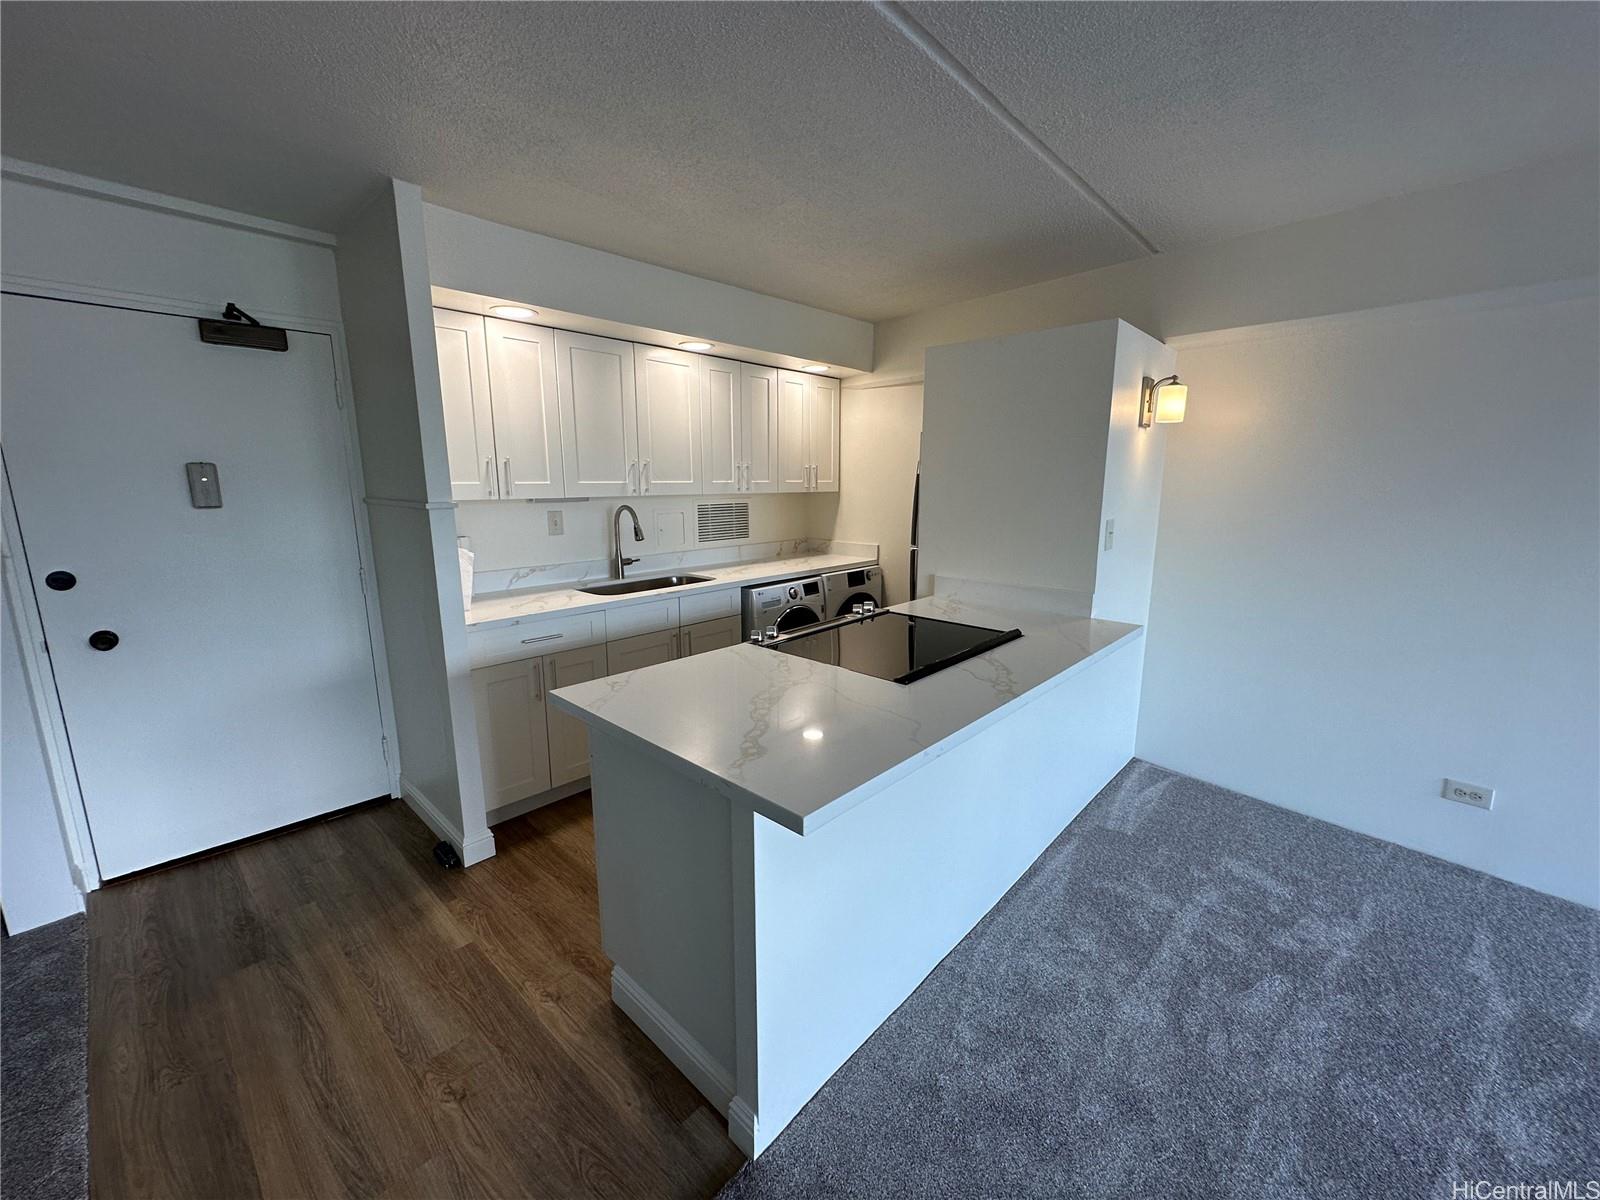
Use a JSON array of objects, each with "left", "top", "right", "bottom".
[
  {"left": 727, "top": 1096, "right": 759, "bottom": 1158},
  {"left": 611, "top": 966, "right": 735, "bottom": 1115},
  {"left": 399, "top": 776, "right": 497, "bottom": 866},
  {"left": 487, "top": 777, "right": 589, "bottom": 826}
]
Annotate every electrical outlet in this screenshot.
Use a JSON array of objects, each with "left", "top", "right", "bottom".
[
  {"left": 1103, "top": 518, "right": 1115, "bottom": 551},
  {"left": 1442, "top": 778, "right": 1494, "bottom": 811},
  {"left": 547, "top": 509, "right": 564, "bottom": 536}
]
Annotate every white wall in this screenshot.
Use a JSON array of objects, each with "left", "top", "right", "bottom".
[
  {"left": 335, "top": 181, "right": 493, "bottom": 865},
  {"left": 457, "top": 492, "right": 824, "bottom": 575},
  {"left": 1137, "top": 289, "right": 1600, "bottom": 908},
  {"left": 839, "top": 152, "right": 1599, "bottom": 906},
  {"left": 423, "top": 204, "right": 874, "bottom": 373},
  {"left": 817, "top": 385, "right": 923, "bottom": 605}
]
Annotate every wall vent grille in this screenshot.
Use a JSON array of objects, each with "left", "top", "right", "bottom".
[{"left": 697, "top": 501, "right": 750, "bottom": 542}]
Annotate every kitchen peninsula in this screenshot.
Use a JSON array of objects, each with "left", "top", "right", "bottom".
[{"left": 550, "top": 591, "right": 1146, "bottom": 1155}]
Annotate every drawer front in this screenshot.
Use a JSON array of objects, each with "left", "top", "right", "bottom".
[
  {"left": 468, "top": 611, "right": 606, "bottom": 669},
  {"left": 678, "top": 585, "right": 739, "bottom": 625},
  {"left": 604, "top": 596, "right": 680, "bottom": 640}
]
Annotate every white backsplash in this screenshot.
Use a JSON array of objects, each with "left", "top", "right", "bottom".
[{"left": 456, "top": 491, "right": 870, "bottom": 597}]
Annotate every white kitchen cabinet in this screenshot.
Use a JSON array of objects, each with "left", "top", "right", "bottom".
[
  {"left": 701, "top": 356, "right": 742, "bottom": 494},
  {"left": 776, "top": 369, "right": 809, "bottom": 492},
  {"left": 472, "top": 658, "right": 552, "bottom": 809},
  {"left": 556, "top": 330, "right": 639, "bottom": 498},
  {"left": 544, "top": 643, "right": 608, "bottom": 787},
  {"left": 679, "top": 615, "right": 742, "bottom": 657},
  {"left": 777, "top": 369, "right": 840, "bottom": 492},
  {"left": 607, "top": 627, "right": 679, "bottom": 673},
  {"left": 741, "top": 364, "right": 780, "bottom": 493},
  {"left": 634, "top": 345, "right": 703, "bottom": 495},
  {"left": 434, "top": 308, "right": 499, "bottom": 500},
  {"left": 485, "top": 316, "right": 564, "bottom": 498},
  {"left": 806, "top": 374, "right": 841, "bottom": 493}
]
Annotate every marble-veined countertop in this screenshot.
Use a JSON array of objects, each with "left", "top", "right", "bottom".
[
  {"left": 465, "top": 552, "right": 877, "bottom": 631},
  {"left": 549, "top": 592, "right": 1142, "bottom": 834}
]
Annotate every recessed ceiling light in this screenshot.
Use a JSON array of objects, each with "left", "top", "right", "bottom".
[
  {"left": 802, "top": 728, "right": 824, "bottom": 742},
  {"left": 802, "top": 364, "right": 829, "bottom": 374},
  {"left": 679, "top": 340, "right": 714, "bottom": 351},
  {"left": 489, "top": 304, "right": 537, "bottom": 320}
]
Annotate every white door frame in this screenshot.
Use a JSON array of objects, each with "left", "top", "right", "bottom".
[{"left": 0, "top": 280, "right": 402, "bottom": 890}]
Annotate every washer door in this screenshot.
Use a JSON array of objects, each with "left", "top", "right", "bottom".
[{"left": 774, "top": 604, "right": 822, "bottom": 634}]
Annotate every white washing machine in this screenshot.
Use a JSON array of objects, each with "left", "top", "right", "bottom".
[
  {"left": 742, "top": 575, "right": 826, "bottom": 641},
  {"left": 821, "top": 565, "right": 884, "bottom": 618}
]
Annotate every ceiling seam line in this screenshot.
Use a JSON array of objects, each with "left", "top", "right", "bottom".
[{"left": 872, "top": 0, "right": 1160, "bottom": 257}]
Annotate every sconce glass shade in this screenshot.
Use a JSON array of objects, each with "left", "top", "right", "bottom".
[{"left": 1154, "top": 383, "right": 1188, "bottom": 423}]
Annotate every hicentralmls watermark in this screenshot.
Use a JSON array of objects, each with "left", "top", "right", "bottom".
[{"left": 1451, "top": 1183, "right": 1600, "bottom": 1200}]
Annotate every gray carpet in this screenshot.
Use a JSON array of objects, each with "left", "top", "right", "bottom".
[
  {"left": 2, "top": 915, "right": 88, "bottom": 1200},
  {"left": 719, "top": 761, "right": 1600, "bottom": 1199}
]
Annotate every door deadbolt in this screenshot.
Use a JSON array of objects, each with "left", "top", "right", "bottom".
[
  {"left": 45, "top": 570, "right": 77, "bottom": 591},
  {"left": 88, "top": 630, "right": 119, "bottom": 652}
]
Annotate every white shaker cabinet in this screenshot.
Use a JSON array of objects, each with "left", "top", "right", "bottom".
[
  {"left": 807, "top": 374, "right": 840, "bottom": 493},
  {"left": 484, "top": 316, "right": 564, "bottom": 499},
  {"left": 471, "top": 658, "right": 553, "bottom": 809},
  {"left": 776, "top": 370, "right": 810, "bottom": 492},
  {"left": 434, "top": 308, "right": 499, "bottom": 500},
  {"left": 701, "top": 356, "right": 742, "bottom": 494},
  {"left": 556, "top": 330, "right": 640, "bottom": 498},
  {"left": 544, "top": 643, "right": 608, "bottom": 788},
  {"left": 678, "top": 615, "right": 742, "bottom": 656},
  {"left": 634, "top": 344, "right": 703, "bottom": 495},
  {"left": 777, "top": 370, "right": 840, "bottom": 492},
  {"left": 741, "top": 364, "right": 780, "bottom": 493},
  {"left": 606, "top": 627, "right": 679, "bottom": 673}
]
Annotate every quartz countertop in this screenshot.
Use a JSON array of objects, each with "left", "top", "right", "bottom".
[
  {"left": 465, "top": 552, "right": 877, "bottom": 631},
  {"left": 549, "top": 593, "right": 1142, "bottom": 834}
]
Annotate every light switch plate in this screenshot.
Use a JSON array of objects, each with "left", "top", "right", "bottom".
[
  {"left": 1442, "top": 778, "right": 1494, "bottom": 810},
  {"left": 547, "top": 509, "right": 564, "bottom": 536}
]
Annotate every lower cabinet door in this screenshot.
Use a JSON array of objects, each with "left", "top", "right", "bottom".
[
  {"left": 679, "top": 615, "right": 742, "bottom": 657},
  {"left": 606, "top": 628, "right": 679, "bottom": 673},
  {"left": 544, "top": 643, "right": 608, "bottom": 788},
  {"left": 471, "top": 658, "right": 552, "bottom": 808}
]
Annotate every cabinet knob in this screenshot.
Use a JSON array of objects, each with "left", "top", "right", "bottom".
[
  {"left": 45, "top": 570, "right": 77, "bottom": 591},
  {"left": 88, "top": 629, "right": 119, "bottom": 652}
]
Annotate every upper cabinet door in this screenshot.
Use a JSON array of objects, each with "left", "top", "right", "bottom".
[
  {"left": 484, "top": 316, "right": 563, "bottom": 499},
  {"left": 741, "top": 364, "right": 779, "bottom": 494},
  {"left": 807, "top": 375, "right": 841, "bottom": 493},
  {"left": 556, "top": 331, "right": 638, "bottom": 498},
  {"left": 776, "top": 369, "right": 810, "bottom": 492},
  {"left": 634, "top": 345, "right": 702, "bottom": 495},
  {"left": 434, "top": 309, "right": 498, "bottom": 500},
  {"left": 700, "top": 356, "right": 742, "bottom": 495}
]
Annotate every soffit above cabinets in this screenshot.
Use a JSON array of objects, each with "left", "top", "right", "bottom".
[{"left": 430, "top": 288, "right": 859, "bottom": 380}]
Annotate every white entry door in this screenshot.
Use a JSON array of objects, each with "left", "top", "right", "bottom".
[{"left": 2, "top": 294, "right": 390, "bottom": 878}]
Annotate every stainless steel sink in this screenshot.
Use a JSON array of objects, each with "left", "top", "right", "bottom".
[{"left": 577, "top": 574, "right": 713, "bottom": 597}]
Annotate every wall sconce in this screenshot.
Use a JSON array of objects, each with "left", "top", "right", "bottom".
[{"left": 1139, "top": 375, "right": 1188, "bottom": 428}]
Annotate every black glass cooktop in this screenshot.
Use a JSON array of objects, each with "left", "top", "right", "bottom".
[{"left": 761, "top": 610, "right": 1022, "bottom": 684}]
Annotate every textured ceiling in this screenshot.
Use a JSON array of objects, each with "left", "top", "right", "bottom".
[{"left": 2, "top": 2, "right": 1595, "bottom": 321}]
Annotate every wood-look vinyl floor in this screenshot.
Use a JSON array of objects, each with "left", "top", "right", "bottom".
[{"left": 88, "top": 794, "right": 745, "bottom": 1199}]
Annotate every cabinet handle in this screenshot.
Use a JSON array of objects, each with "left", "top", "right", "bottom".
[
  {"left": 503, "top": 458, "right": 512, "bottom": 497},
  {"left": 520, "top": 632, "right": 562, "bottom": 645},
  {"left": 485, "top": 458, "right": 494, "bottom": 496},
  {"left": 531, "top": 662, "right": 543, "bottom": 701},
  {"left": 642, "top": 460, "right": 651, "bottom": 492},
  {"left": 628, "top": 461, "right": 637, "bottom": 493}
]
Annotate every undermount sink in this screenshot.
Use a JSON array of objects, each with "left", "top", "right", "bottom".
[{"left": 577, "top": 574, "right": 714, "bottom": 597}]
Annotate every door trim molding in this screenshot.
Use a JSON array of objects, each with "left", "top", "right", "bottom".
[{"left": 1, "top": 456, "right": 102, "bottom": 891}]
